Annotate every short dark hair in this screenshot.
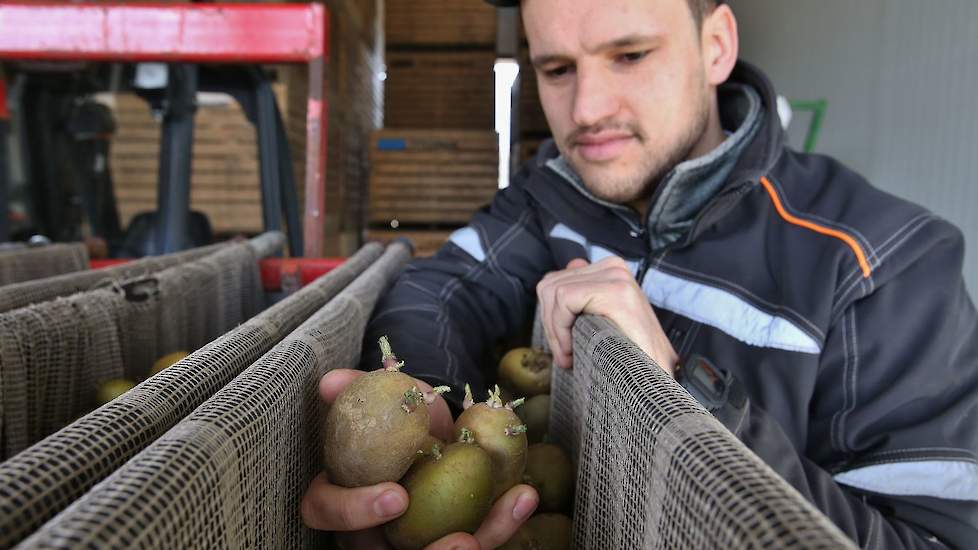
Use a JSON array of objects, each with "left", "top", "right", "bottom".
[
  {"left": 688, "top": 0, "right": 723, "bottom": 28},
  {"left": 487, "top": 0, "right": 722, "bottom": 28}
]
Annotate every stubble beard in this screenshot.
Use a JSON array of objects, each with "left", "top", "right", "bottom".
[{"left": 566, "top": 91, "right": 713, "bottom": 208}]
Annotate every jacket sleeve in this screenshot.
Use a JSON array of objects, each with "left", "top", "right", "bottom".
[
  {"left": 730, "top": 217, "right": 978, "bottom": 549},
  {"left": 361, "top": 171, "right": 556, "bottom": 411}
]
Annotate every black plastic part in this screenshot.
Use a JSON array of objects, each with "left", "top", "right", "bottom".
[{"left": 154, "top": 64, "right": 198, "bottom": 254}]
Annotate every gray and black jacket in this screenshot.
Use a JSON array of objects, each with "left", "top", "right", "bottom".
[{"left": 362, "top": 61, "right": 978, "bottom": 548}]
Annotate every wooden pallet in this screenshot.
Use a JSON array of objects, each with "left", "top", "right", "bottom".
[
  {"left": 109, "top": 92, "right": 270, "bottom": 234},
  {"left": 384, "top": 50, "right": 495, "bottom": 129},
  {"left": 386, "top": 0, "right": 496, "bottom": 46},
  {"left": 368, "top": 129, "right": 498, "bottom": 226}
]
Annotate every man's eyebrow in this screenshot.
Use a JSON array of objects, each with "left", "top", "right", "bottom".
[
  {"left": 596, "top": 33, "right": 661, "bottom": 52},
  {"left": 530, "top": 53, "right": 571, "bottom": 69},
  {"left": 530, "top": 33, "right": 661, "bottom": 68}
]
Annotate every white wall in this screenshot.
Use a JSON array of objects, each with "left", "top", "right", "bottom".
[{"left": 730, "top": 0, "right": 978, "bottom": 294}]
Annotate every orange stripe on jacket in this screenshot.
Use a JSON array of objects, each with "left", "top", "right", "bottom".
[{"left": 759, "top": 176, "right": 872, "bottom": 279}]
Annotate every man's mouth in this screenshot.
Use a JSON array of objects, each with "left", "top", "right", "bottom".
[{"left": 573, "top": 132, "right": 635, "bottom": 162}]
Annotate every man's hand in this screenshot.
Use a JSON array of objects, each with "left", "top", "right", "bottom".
[
  {"left": 536, "top": 257, "right": 678, "bottom": 375},
  {"left": 301, "top": 369, "right": 540, "bottom": 549}
]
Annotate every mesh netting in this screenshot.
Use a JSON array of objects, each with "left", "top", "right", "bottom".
[
  {"left": 0, "top": 242, "right": 226, "bottom": 314},
  {"left": 0, "top": 244, "right": 89, "bottom": 287},
  {"left": 15, "top": 241, "right": 411, "bottom": 549},
  {"left": 0, "top": 234, "right": 283, "bottom": 461},
  {"left": 544, "top": 314, "right": 857, "bottom": 549},
  {"left": 0, "top": 241, "right": 385, "bottom": 549}
]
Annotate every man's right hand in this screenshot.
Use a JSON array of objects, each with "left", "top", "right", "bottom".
[{"left": 300, "top": 369, "right": 539, "bottom": 550}]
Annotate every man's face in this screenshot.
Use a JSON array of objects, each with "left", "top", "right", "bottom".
[{"left": 524, "top": 0, "right": 714, "bottom": 207}]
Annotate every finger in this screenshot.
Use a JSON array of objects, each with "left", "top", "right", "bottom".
[
  {"left": 537, "top": 276, "right": 566, "bottom": 368},
  {"left": 474, "top": 484, "right": 539, "bottom": 549},
  {"left": 319, "top": 369, "right": 365, "bottom": 404},
  {"left": 301, "top": 473, "right": 408, "bottom": 532},
  {"left": 335, "top": 528, "right": 392, "bottom": 550},
  {"left": 551, "top": 280, "right": 623, "bottom": 369},
  {"left": 413, "top": 377, "right": 455, "bottom": 441},
  {"left": 424, "top": 532, "right": 479, "bottom": 550},
  {"left": 565, "top": 257, "right": 589, "bottom": 270}
]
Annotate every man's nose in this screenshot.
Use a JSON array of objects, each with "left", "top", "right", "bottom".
[{"left": 571, "top": 67, "right": 621, "bottom": 128}]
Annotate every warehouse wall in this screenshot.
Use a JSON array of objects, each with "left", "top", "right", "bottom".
[{"left": 729, "top": 0, "right": 978, "bottom": 294}]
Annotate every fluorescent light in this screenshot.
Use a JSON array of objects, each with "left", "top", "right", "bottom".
[{"left": 494, "top": 59, "right": 520, "bottom": 189}]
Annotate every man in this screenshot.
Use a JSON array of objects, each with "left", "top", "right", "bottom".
[{"left": 303, "top": 0, "right": 978, "bottom": 547}]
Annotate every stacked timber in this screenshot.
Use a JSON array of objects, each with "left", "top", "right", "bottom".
[
  {"left": 109, "top": 92, "right": 275, "bottom": 235},
  {"left": 376, "top": 1, "right": 500, "bottom": 257},
  {"left": 386, "top": 0, "right": 496, "bottom": 46},
  {"left": 367, "top": 129, "right": 498, "bottom": 256}
]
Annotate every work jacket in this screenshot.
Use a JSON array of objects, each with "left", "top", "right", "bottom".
[{"left": 363, "top": 61, "right": 978, "bottom": 548}]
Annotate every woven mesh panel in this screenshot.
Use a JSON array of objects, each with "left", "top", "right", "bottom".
[
  {"left": 545, "top": 314, "right": 857, "bottom": 549},
  {"left": 114, "top": 242, "right": 263, "bottom": 381},
  {"left": 0, "top": 244, "right": 89, "bottom": 287},
  {"left": 0, "top": 288, "right": 126, "bottom": 462},
  {"left": 0, "top": 234, "right": 282, "bottom": 461},
  {"left": 16, "top": 242, "right": 411, "bottom": 549},
  {"left": 0, "top": 242, "right": 226, "bottom": 314},
  {"left": 0, "top": 242, "right": 384, "bottom": 549}
]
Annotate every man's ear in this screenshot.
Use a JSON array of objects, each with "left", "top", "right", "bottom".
[{"left": 701, "top": 4, "right": 738, "bottom": 86}]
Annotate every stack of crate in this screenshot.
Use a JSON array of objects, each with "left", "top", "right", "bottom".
[
  {"left": 109, "top": 0, "right": 385, "bottom": 256},
  {"left": 110, "top": 90, "right": 280, "bottom": 236},
  {"left": 368, "top": 128, "right": 497, "bottom": 228},
  {"left": 368, "top": 0, "right": 500, "bottom": 257}
]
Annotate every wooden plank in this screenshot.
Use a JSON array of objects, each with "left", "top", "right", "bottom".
[
  {"left": 385, "top": 0, "right": 495, "bottom": 46},
  {"left": 370, "top": 179, "right": 496, "bottom": 192},
  {"left": 367, "top": 228, "right": 454, "bottom": 257},
  {"left": 369, "top": 151, "right": 498, "bottom": 164},
  {"left": 368, "top": 210, "right": 475, "bottom": 224},
  {"left": 115, "top": 188, "right": 262, "bottom": 202},
  {"left": 370, "top": 186, "right": 496, "bottom": 201},
  {"left": 384, "top": 51, "right": 495, "bottom": 129},
  {"left": 371, "top": 164, "right": 496, "bottom": 178},
  {"left": 371, "top": 128, "right": 497, "bottom": 150}
]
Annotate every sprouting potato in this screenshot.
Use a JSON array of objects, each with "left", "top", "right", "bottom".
[
  {"left": 323, "top": 336, "right": 448, "bottom": 487},
  {"left": 454, "top": 384, "right": 528, "bottom": 499}
]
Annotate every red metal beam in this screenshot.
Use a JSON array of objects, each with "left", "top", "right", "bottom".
[
  {"left": 0, "top": 77, "right": 7, "bottom": 119},
  {"left": 0, "top": 3, "right": 324, "bottom": 62},
  {"left": 0, "top": 3, "right": 331, "bottom": 256}
]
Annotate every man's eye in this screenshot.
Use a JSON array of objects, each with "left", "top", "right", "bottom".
[
  {"left": 618, "top": 50, "right": 649, "bottom": 63},
  {"left": 544, "top": 65, "right": 572, "bottom": 79}
]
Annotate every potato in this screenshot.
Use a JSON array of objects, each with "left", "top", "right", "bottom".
[
  {"left": 454, "top": 385, "right": 528, "bottom": 499},
  {"left": 498, "top": 347, "right": 552, "bottom": 397},
  {"left": 323, "top": 336, "right": 447, "bottom": 487},
  {"left": 516, "top": 394, "right": 550, "bottom": 444},
  {"left": 384, "top": 440, "right": 494, "bottom": 550},
  {"left": 500, "top": 513, "right": 572, "bottom": 550},
  {"left": 524, "top": 443, "right": 574, "bottom": 513}
]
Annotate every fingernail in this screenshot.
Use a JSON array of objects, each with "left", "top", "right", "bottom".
[
  {"left": 374, "top": 490, "right": 406, "bottom": 517},
  {"left": 512, "top": 492, "right": 538, "bottom": 521}
]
